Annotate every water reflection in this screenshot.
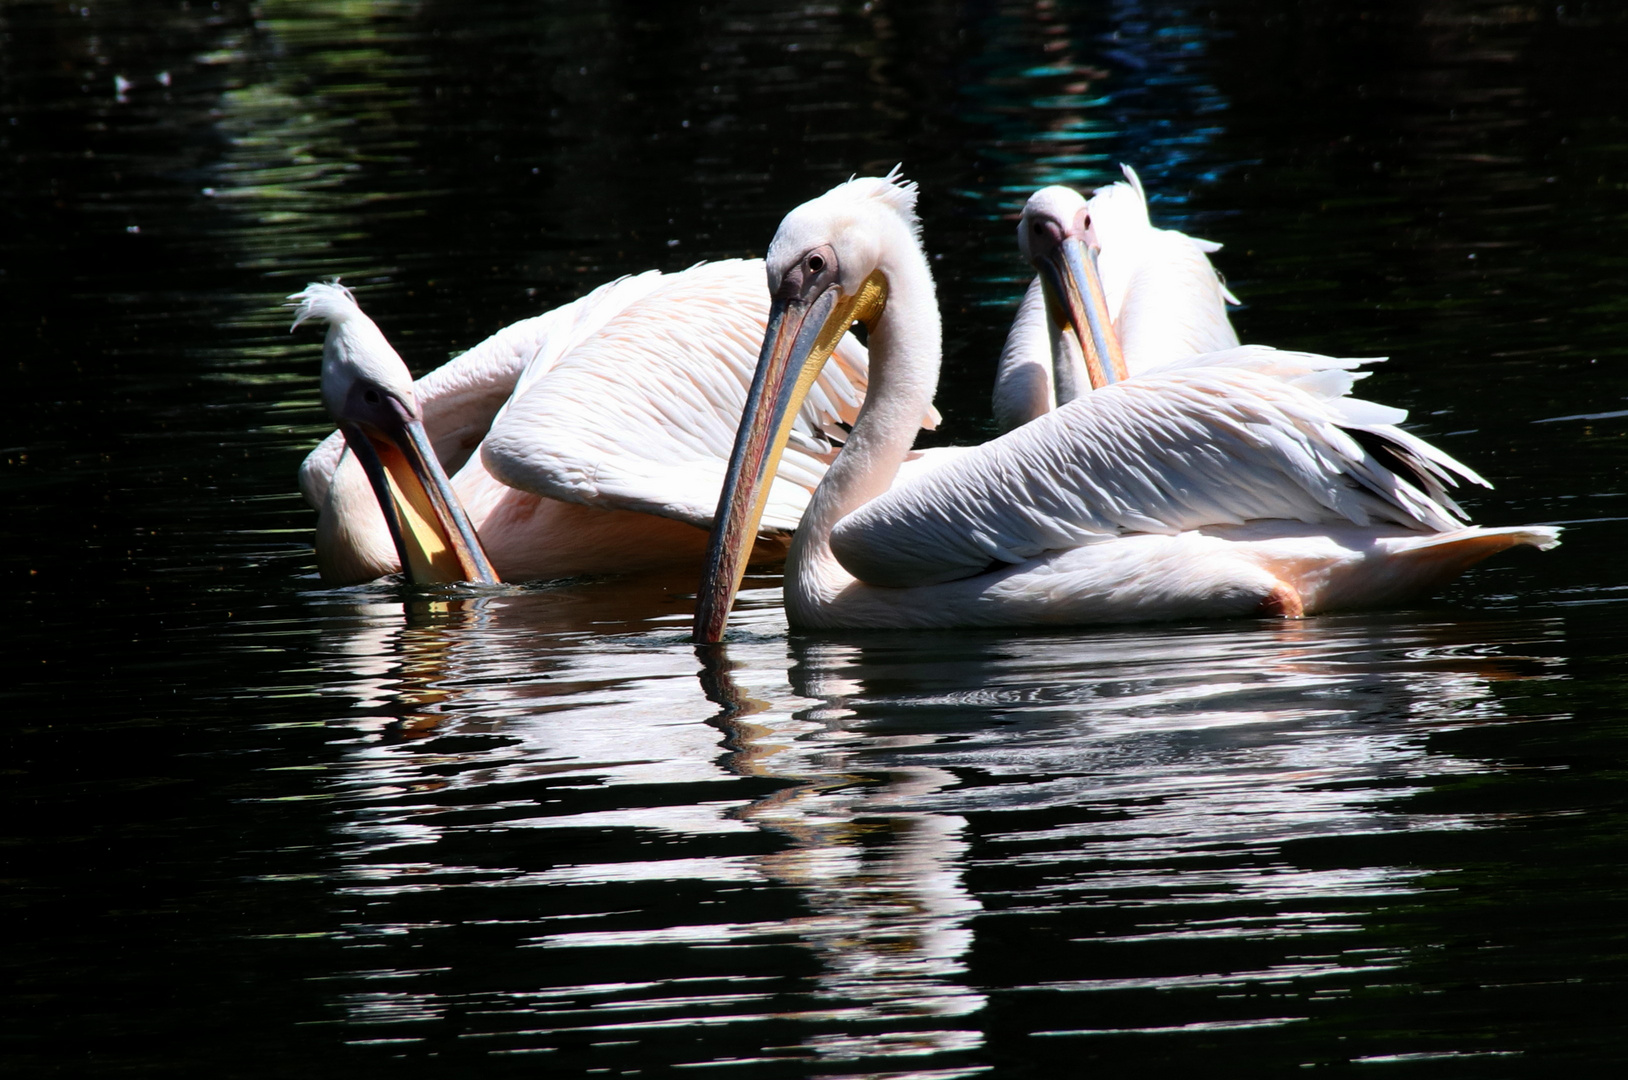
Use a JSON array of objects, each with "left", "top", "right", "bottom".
[
  {"left": 8, "top": 0, "right": 1625, "bottom": 1074},
  {"left": 701, "top": 645, "right": 988, "bottom": 1057},
  {"left": 302, "top": 596, "right": 1563, "bottom": 1068},
  {"left": 957, "top": 0, "right": 1232, "bottom": 213}
]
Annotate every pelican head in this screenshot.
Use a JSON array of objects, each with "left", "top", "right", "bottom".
[
  {"left": 1018, "top": 185, "right": 1128, "bottom": 392},
  {"left": 694, "top": 173, "right": 929, "bottom": 641},
  {"left": 290, "top": 282, "right": 497, "bottom": 585},
  {"left": 758, "top": 172, "right": 930, "bottom": 366}
]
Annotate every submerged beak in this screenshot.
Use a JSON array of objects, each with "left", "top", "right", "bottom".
[
  {"left": 337, "top": 383, "right": 499, "bottom": 586},
  {"left": 692, "top": 268, "right": 886, "bottom": 643},
  {"left": 1034, "top": 232, "right": 1128, "bottom": 392}
]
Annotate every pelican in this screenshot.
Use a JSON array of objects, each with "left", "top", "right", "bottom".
[
  {"left": 693, "top": 173, "right": 1557, "bottom": 638},
  {"left": 993, "top": 166, "right": 1240, "bottom": 430},
  {"left": 293, "top": 261, "right": 933, "bottom": 585}
]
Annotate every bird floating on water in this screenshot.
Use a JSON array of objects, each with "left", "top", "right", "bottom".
[
  {"left": 993, "top": 166, "right": 1243, "bottom": 430},
  {"left": 693, "top": 171, "right": 1558, "bottom": 638},
  {"left": 292, "top": 262, "right": 929, "bottom": 586}
]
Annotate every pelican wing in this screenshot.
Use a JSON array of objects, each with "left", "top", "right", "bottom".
[
  {"left": 480, "top": 259, "right": 898, "bottom": 534},
  {"left": 832, "top": 347, "right": 1489, "bottom": 588},
  {"left": 1111, "top": 225, "right": 1241, "bottom": 370},
  {"left": 1090, "top": 166, "right": 1241, "bottom": 373},
  {"left": 298, "top": 270, "right": 673, "bottom": 511}
]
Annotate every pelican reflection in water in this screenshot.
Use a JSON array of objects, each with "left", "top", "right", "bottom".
[
  {"left": 305, "top": 591, "right": 1561, "bottom": 1063},
  {"left": 694, "top": 172, "right": 1558, "bottom": 637},
  {"left": 291, "top": 263, "right": 933, "bottom": 585}
]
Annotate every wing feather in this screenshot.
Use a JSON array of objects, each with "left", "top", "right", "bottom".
[
  {"left": 831, "top": 348, "right": 1488, "bottom": 587},
  {"left": 1089, "top": 167, "right": 1241, "bottom": 372},
  {"left": 480, "top": 259, "right": 900, "bottom": 533}
]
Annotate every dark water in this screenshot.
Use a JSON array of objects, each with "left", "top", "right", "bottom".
[{"left": 6, "top": 1, "right": 1628, "bottom": 1075}]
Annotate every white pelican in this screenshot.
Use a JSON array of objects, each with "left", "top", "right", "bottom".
[
  {"left": 993, "top": 166, "right": 1240, "bottom": 430},
  {"left": 692, "top": 173, "right": 1557, "bottom": 638},
  {"left": 293, "top": 261, "right": 930, "bottom": 585}
]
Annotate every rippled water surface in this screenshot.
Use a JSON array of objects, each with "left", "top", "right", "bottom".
[{"left": 6, "top": 1, "right": 1628, "bottom": 1076}]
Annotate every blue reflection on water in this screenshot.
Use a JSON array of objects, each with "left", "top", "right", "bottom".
[{"left": 955, "top": 1, "right": 1232, "bottom": 219}]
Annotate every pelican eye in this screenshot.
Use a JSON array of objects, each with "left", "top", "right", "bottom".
[
  {"left": 807, "top": 253, "right": 825, "bottom": 274},
  {"left": 1030, "top": 218, "right": 1065, "bottom": 247},
  {"left": 363, "top": 388, "right": 381, "bottom": 405}
]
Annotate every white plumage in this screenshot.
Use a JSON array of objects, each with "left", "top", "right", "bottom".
[
  {"left": 835, "top": 348, "right": 1486, "bottom": 589},
  {"left": 993, "top": 167, "right": 1241, "bottom": 431},
  {"left": 1089, "top": 165, "right": 1241, "bottom": 370},
  {"left": 294, "top": 261, "right": 925, "bottom": 585},
  {"left": 692, "top": 173, "right": 1558, "bottom": 639}
]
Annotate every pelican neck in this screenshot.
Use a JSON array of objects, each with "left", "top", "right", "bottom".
[{"left": 787, "top": 239, "right": 943, "bottom": 602}]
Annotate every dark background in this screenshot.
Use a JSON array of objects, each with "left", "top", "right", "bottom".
[{"left": 5, "top": 1, "right": 1627, "bottom": 1076}]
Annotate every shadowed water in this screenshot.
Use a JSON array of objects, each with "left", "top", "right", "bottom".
[{"left": 5, "top": 1, "right": 1628, "bottom": 1076}]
